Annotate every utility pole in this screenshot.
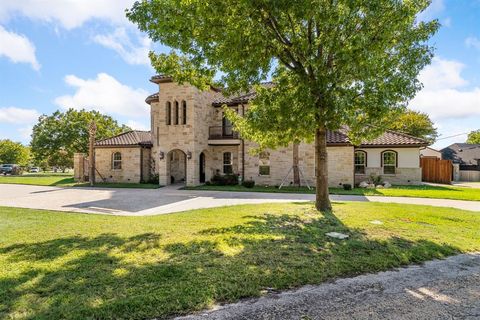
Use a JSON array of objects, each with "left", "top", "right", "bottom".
[{"left": 88, "top": 121, "right": 97, "bottom": 186}]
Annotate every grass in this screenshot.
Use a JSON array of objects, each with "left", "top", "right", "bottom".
[
  {"left": 185, "top": 184, "right": 480, "bottom": 201},
  {"left": 0, "top": 172, "right": 75, "bottom": 186},
  {"left": 0, "top": 172, "right": 160, "bottom": 189},
  {"left": 1, "top": 202, "right": 479, "bottom": 319}
]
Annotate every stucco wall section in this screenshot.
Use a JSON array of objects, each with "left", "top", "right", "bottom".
[
  {"left": 94, "top": 147, "right": 142, "bottom": 183},
  {"left": 354, "top": 147, "right": 422, "bottom": 185}
]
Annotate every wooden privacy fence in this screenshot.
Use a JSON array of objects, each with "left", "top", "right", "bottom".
[{"left": 420, "top": 157, "right": 453, "bottom": 184}]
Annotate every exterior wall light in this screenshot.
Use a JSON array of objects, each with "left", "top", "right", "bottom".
[
  {"left": 187, "top": 151, "right": 192, "bottom": 159},
  {"left": 159, "top": 151, "right": 165, "bottom": 160}
]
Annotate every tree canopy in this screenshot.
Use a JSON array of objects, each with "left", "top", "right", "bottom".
[
  {"left": 467, "top": 130, "right": 480, "bottom": 144},
  {"left": 0, "top": 139, "right": 30, "bottom": 166},
  {"left": 30, "top": 109, "right": 130, "bottom": 167},
  {"left": 388, "top": 109, "right": 438, "bottom": 143},
  {"left": 128, "top": 0, "right": 438, "bottom": 210}
]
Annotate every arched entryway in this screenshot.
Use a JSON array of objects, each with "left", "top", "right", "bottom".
[
  {"left": 199, "top": 152, "right": 206, "bottom": 183},
  {"left": 166, "top": 149, "right": 187, "bottom": 184}
]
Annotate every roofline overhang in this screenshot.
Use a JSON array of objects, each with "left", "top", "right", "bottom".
[
  {"left": 94, "top": 144, "right": 153, "bottom": 148},
  {"left": 356, "top": 144, "right": 428, "bottom": 148}
]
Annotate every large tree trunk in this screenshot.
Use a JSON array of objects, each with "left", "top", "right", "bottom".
[
  {"left": 292, "top": 142, "right": 300, "bottom": 187},
  {"left": 315, "top": 127, "right": 332, "bottom": 211}
]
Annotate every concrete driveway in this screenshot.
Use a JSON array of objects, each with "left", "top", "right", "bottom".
[
  {"left": 178, "top": 253, "right": 480, "bottom": 320},
  {"left": 1, "top": 183, "right": 479, "bottom": 215}
]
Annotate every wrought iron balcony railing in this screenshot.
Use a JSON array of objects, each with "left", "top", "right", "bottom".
[{"left": 208, "top": 126, "right": 239, "bottom": 139}]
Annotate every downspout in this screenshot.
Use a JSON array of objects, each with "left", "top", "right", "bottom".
[
  {"left": 140, "top": 146, "right": 144, "bottom": 183},
  {"left": 241, "top": 104, "right": 245, "bottom": 181}
]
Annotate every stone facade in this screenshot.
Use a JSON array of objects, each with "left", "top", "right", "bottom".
[
  {"left": 88, "top": 79, "right": 425, "bottom": 186},
  {"left": 94, "top": 147, "right": 150, "bottom": 183}
]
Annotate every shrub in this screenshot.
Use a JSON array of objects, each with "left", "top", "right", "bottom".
[
  {"left": 147, "top": 173, "right": 159, "bottom": 184},
  {"left": 368, "top": 173, "right": 382, "bottom": 185},
  {"left": 205, "top": 181, "right": 211, "bottom": 186},
  {"left": 210, "top": 174, "right": 238, "bottom": 186},
  {"left": 342, "top": 183, "right": 352, "bottom": 191},
  {"left": 242, "top": 180, "right": 255, "bottom": 188}
]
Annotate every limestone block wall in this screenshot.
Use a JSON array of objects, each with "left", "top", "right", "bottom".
[
  {"left": 94, "top": 147, "right": 142, "bottom": 183},
  {"left": 242, "top": 142, "right": 354, "bottom": 187},
  {"left": 73, "top": 153, "right": 86, "bottom": 181},
  {"left": 141, "top": 147, "right": 152, "bottom": 182}
]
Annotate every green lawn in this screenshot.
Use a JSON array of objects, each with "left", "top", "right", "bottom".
[
  {"left": 185, "top": 184, "right": 480, "bottom": 201},
  {"left": 0, "top": 173, "right": 160, "bottom": 189},
  {"left": 1, "top": 202, "right": 479, "bottom": 319},
  {"left": 0, "top": 172, "right": 75, "bottom": 186}
]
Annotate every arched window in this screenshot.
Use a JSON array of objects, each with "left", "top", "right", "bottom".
[
  {"left": 354, "top": 150, "right": 367, "bottom": 174},
  {"left": 382, "top": 150, "right": 397, "bottom": 174},
  {"left": 174, "top": 101, "right": 179, "bottom": 125},
  {"left": 112, "top": 152, "right": 122, "bottom": 170},
  {"left": 182, "top": 100, "right": 187, "bottom": 124},
  {"left": 166, "top": 102, "right": 171, "bottom": 125},
  {"left": 223, "top": 152, "right": 233, "bottom": 174},
  {"left": 258, "top": 151, "right": 270, "bottom": 176}
]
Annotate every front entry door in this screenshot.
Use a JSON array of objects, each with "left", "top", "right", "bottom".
[{"left": 199, "top": 152, "right": 206, "bottom": 183}]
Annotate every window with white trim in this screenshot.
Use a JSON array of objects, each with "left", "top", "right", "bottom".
[
  {"left": 112, "top": 152, "right": 122, "bottom": 170},
  {"left": 382, "top": 151, "right": 397, "bottom": 174},
  {"left": 354, "top": 151, "right": 366, "bottom": 174},
  {"left": 223, "top": 152, "right": 233, "bottom": 174},
  {"left": 258, "top": 151, "right": 270, "bottom": 176}
]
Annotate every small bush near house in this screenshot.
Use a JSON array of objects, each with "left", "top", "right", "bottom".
[
  {"left": 242, "top": 180, "right": 255, "bottom": 188},
  {"left": 342, "top": 183, "right": 352, "bottom": 191},
  {"left": 211, "top": 174, "right": 238, "bottom": 186},
  {"left": 368, "top": 174, "right": 383, "bottom": 185},
  {"left": 147, "top": 173, "right": 159, "bottom": 184}
]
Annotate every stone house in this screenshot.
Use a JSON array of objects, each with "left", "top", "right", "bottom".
[{"left": 86, "top": 75, "right": 428, "bottom": 186}]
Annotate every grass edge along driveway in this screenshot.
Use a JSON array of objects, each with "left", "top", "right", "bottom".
[
  {"left": 1, "top": 201, "right": 479, "bottom": 319},
  {"left": 185, "top": 184, "right": 480, "bottom": 202}
]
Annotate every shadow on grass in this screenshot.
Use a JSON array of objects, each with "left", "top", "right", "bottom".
[{"left": 0, "top": 206, "right": 460, "bottom": 319}]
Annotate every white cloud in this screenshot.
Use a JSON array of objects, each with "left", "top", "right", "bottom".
[
  {"left": 126, "top": 120, "right": 149, "bottom": 131},
  {"left": 465, "top": 36, "right": 480, "bottom": 51},
  {"left": 0, "top": 25, "right": 40, "bottom": 70},
  {"left": 0, "top": 0, "right": 135, "bottom": 30},
  {"left": 18, "top": 125, "right": 33, "bottom": 140},
  {"left": 93, "top": 27, "right": 151, "bottom": 65},
  {"left": 54, "top": 73, "right": 149, "bottom": 118},
  {"left": 0, "top": 107, "right": 40, "bottom": 124},
  {"left": 418, "top": 0, "right": 445, "bottom": 21},
  {"left": 410, "top": 57, "right": 480, "bottom": 120}
]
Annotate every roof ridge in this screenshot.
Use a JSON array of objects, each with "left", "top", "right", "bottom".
[
  {"left": 95, "top": 130, "right": 133, "bottom": 143},
  {"left": 385, "top": 129, "right": 428, "bottom": 143}
]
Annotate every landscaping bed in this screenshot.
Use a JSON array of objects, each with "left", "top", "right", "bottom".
[{"left": 1, "top": 202, "right": 479, "bottom": 319}]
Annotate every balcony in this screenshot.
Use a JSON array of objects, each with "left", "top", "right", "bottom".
[{"left": 208, "top": 126, "right": 241, "bottom": 145}]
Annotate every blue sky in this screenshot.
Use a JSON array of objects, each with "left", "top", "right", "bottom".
[{"left": 0, "top": 0, "right": 479, "bottom": 149}]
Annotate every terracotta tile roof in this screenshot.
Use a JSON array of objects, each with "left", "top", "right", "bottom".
[
  {"left": 212, "top": 82, "right": 275, "bottom": 106},
  {"left": 359, "top": 130, "right": 428, "bottom": 147},
  {"left": 150, "top": 74, "right": 173, "bottom": 84},
  {"left": 95, "top": 131, "right": 152, "bottom": 147},
  {"left": 327, "top": 130, "right": 350, "bottom": 144},
  {"left": 145, "top": 93, "right": 159, "bottom": 104}
]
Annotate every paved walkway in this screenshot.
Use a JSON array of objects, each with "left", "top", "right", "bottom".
[
  {"left": 0, "top": 184, "right": 479, "bottom": 215},
  {"left": 178, "top": 253, "right": 480, "bottom": 320}
]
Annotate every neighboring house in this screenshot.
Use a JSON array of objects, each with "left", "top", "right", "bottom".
[
  {"left": 420, "top": 147, "right": 442, "bottom": 159},
  {"left": 441, "top": 143, "right": 480, "bottom": 181},
  {"left": 84, "top": 76, "right": 428, "bottom": 186}
]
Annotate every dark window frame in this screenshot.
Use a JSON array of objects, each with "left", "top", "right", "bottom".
[
  {"left": 174, "top": 101, "right": 179, "bottom": 125},
  {"left": 182, "top": 100, "right": 187, "bottom": 125},
  {"left": 381, "top": 150, "right": 398, "bottom": 175},
  {"left": 166, "top": 102, "right": 171, "bottom": 125}
]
